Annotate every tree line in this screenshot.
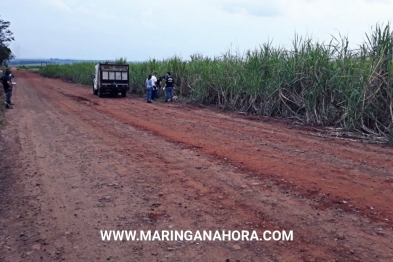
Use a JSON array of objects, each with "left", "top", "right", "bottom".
[{"left": 0, "top": 16, "right": 15, "bottom": 66}]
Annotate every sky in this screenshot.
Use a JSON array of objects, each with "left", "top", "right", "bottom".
[{"left": 2, "top": 0, "right": 393, "bottom": 61}]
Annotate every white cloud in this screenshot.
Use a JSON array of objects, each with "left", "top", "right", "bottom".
[
  {"left": 141, "top": 8, "right": 155, "bottom": 29},
  {"left": 221, "top": 0, "right": 282, "bottom": 17},
  {"left": 75, "top": 6, "right": 116, "bottom": 20},
  {"left": 3, "top": 0, "right": 393, "bottom": 60},
  {"left": 40, "top": 0, "right": 72, "bottom": 12}
]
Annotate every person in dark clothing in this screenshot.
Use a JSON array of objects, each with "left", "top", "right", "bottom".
[
  {"left": 155, "top": 74, "right": 165, "bottom": 98},
  {"left": 1, "top": 70, "right": 13, "bottom": 109},
  {"left": 164, "top": 71, "right": 174, "bottom": 102},
  {"left": 157, "top": 75, "right": 165, "bottom": 88}
]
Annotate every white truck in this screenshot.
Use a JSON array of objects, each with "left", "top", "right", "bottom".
[{"left": 93, "top": 63, "right": 129, "bottom": 97}]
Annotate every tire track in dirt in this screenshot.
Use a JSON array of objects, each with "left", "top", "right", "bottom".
[
  {"left": 27, "top": 78, "right": 393, "bottom": 261},
  {"left": 64, "top": 88, "right": 393, "bottom": 226}
]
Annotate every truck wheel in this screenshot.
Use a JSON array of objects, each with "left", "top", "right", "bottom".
[
  {"left": 98, "top": 88, "right": 104, "bottom": 98},
  {"left": 121, "top": 91, "right": 127, "bottom": 97}
]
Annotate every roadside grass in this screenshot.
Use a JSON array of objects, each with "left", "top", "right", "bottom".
[
  {"left": 17, "top": 65, "right": 43, "bottom": 72},
  {"left": 39, "top": 62, "right": 95, "bottom": 85},
  {"left": 38, "top": 23, "right": 393, "bottom": 141}
]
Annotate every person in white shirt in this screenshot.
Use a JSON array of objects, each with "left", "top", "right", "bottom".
[{"left": 151, "top": 72, "right": 158, "bottom": 100}]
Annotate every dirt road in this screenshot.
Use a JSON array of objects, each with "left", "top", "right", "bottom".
[{"left": 0, "top": 70, "right": 392, "bottom": 261}]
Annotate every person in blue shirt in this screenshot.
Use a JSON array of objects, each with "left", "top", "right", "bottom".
[{"left": 1, "top": 70, "right": 13, "bottom": 109}]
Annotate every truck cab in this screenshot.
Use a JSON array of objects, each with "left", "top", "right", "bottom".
[{"left": 93, "top": 63, "right": 129, "bottom": 97}]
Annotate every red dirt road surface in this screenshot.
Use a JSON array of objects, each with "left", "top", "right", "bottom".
[{"left": 0, "top": 70, "right": 392, "bottom": 261}]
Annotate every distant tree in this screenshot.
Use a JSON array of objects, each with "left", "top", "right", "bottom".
[
  {"left": 115, "top": 57, "right": 128, "bottom": 63},
  {"left": 0, "top": 17, "right": 15, "bottom": 65}
]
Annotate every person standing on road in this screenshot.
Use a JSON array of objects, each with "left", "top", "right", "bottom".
[
  {"left": 151, "top": 72, "right": 158, "bottom": 100},
  {"left": 164, "top": 71, "right": 174, "bottom": 102},
  {"left": 146, "top": 74, "right": 153, "bottom": 103},
  {"left": 1, "top": 70, "right": 13, "bottom": 109},
  {"left": 8, "top": 70, "right": 14, "bottom": 94},
  {"left": 157, "top": 75, "right": 165, "bottom": 89},
  {"left": 156, "top": 74, "right": 165, "bottom": 97}
]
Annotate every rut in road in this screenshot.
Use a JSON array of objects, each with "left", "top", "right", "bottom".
[{"left": 0, "top": 70, "right": 392, "bottom": 261}]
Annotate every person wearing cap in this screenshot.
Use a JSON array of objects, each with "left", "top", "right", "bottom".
[{"left": 164, "top": 71, "right": 174, "bottom": 102}]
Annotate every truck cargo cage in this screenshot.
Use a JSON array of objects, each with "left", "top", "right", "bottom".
[{"left": 93, "top": 63, "right": 130, "bottom": 98}]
